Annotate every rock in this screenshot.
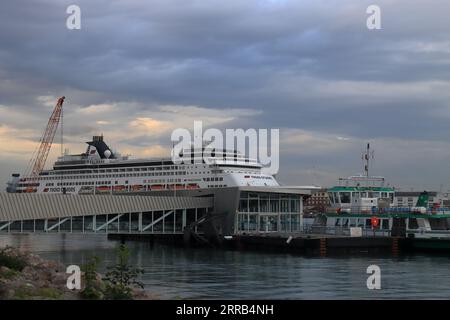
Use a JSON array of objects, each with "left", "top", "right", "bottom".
[
  {"left": 0, "top": 266, "right": 11, "bottom": 273},
  {"left": 1, "top": 246, "right": 160, "bottom": 300},
  {"left": 24, "top": 282, "right": 35, "bottom": 289}
]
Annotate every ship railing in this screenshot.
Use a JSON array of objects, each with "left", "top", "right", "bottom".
[
  {"left": 303, "top": 225, "right": 391, "bottom": 237},
  {"left": 326, "top": 206, "right": 450, "bottom": 215},
  {"left": 405, "top": 229, "right": 450, "bottom": 236}
]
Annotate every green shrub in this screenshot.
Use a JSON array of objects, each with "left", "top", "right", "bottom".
[
  {"left": 103, "top": 244, "right": 144, "bottom": 300},
  {"left": 13, "top": 285, "right": 62, "bottom": 300},
  {"left": 80, "top": 256, "right": 104, "bottom": 300},
  {"left": 0, "top": 246, "right": 28, "bottom": 271},
  {"left": 0, "top": 267, "right": 19, "bottom": 279}
]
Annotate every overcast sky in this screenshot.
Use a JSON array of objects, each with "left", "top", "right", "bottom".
[{"left": 1, "top": 0, "right": 450, "bottom": 190}]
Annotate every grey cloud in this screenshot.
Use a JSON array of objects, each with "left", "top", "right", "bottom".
[{"left": 1, "top": 0, "right": 450, "bottom": 188}]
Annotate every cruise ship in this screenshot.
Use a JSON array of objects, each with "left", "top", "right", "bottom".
[{"left": 6, "top": 135, "right": 279, "bottom": 194}]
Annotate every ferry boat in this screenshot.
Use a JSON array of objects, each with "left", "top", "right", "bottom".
[
  {"left": 313, "top": 144, "right": 450, "bottom": 239},
  {"left": 6, "top": 135, "right": 279, "bottom": 194}
]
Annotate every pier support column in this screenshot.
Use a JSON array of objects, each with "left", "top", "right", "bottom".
[
  {"left": 392, "top": 237, "right": 400, "bottom": 256},
  {"left": 299, "top": 196, "right": 304, "bottom": 230},
  {"left": 319, "top": 238, "right": 327, "bottom": 256},
  {"left": 182, "top": 209, "right": 187, "bottom": 230}
]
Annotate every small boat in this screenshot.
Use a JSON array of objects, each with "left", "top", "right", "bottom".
[
  {"left": 150, "top": 184, "right": 165, "bottom": 190},
  {"left": 168, "top": 184, "right": 185, "bottom": 190},
  {"left": 113, "top": 185, "right": 127, "bottom": 192},
  {"left": 96, "top": 186, "right": 111, "bottom": 193},
  {"left": 131, "top": 185, "right": 144, "bottom": 192}
]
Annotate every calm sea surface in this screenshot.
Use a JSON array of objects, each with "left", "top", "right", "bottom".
[{"left": 1, "top": 233, "right": 450, "bottom": 299}]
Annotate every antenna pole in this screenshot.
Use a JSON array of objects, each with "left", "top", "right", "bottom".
[
  {"left": 61, "top": 99, "right": 64, "bottom": 194},
  {"left": 173, "top": 141, "right": 176, "bottom": 198},
  {"left": 365, "top": 143, "right": 370, "bottom": 178}
]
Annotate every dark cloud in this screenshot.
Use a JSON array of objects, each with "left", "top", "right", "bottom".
[{"left": 1, "top": 0, "right": 450, "bottom": 189}]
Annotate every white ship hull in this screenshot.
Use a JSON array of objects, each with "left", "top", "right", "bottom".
[{"left": 8, "top": 136, "right": 279, "bottom": 194}]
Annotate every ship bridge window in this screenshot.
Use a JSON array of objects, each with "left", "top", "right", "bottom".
[
  {"left": 339, "top": 192, "right": 351, "bottom": 204},
  {"left": 332, "top": 192, "right": 337, "bottom": 204},
  {"left": 328, "top": 193, "right": 334, "bottom": 204},
  {"left": 389, "top": 193, "right": 394, "bottom": 203},
  {"left": 408, "top": 218, "right": 418, "bottom": 230}
]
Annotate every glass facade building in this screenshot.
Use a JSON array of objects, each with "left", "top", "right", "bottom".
[{"left": 236, "top": 191, "right": 303, "bottom": 233}]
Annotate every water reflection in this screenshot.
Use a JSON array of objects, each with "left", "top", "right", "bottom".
[{"left": 1, "top": 234, "right": 450, "bottom": 299}]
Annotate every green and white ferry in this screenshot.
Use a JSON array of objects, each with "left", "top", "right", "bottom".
[{"left": 313, "top": 144, "right": 450, "bottom": 239}]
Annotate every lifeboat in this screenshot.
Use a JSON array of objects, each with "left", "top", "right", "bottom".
[
  {"left": 113, "top": 185, "right": 127, "bottom": 192},
  {"left": 131, "top": 185, "right": 144, "bottom": 192},
  {"left": 169, "top": 184, "right": 185, "bottom": 190},
  {"left": 96, "top": 186, "right": 111, "bottom": 193}
]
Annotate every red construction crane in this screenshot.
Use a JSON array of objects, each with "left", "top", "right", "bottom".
[{"left": 26, "top": 96, "right": 65, "bottom": 191}]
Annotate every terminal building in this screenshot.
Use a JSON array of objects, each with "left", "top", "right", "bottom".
[
  {"left": 0, "top": 187, "right": 309, "bottom": 243},
  {"left": 142, "top": 186, "right": 308, "bottom": 236}
]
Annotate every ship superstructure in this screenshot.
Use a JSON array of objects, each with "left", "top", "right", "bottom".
[{"left": 8, "top": 135, "right": 279, "bottom": 194}]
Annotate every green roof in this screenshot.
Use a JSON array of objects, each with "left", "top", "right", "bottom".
[
  {"left": 323, "top": 213, "right": 450, "bottom": 219},
  {"left": 328, "top": 186, "right": 394, "bottom": 192}
]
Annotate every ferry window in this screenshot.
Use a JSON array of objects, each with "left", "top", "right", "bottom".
[
  {"left": 382, "top": 219, "right": 389, "bottom": 230},
  {"left": 408, "top": 218, "right": 418, "bottom": 230},
  {"left": 339, "top": 192, "right": 351, "bottom": 204},
  {"left": 365, "top": 219, "right": 371, "bottom": 228},
  {"left": 342, "top": 219, "right": 349, "bottom": 227},
  {"left": 333, "top": 193, "right": 339, "bottom": 203},
  {"left": 328, "top": 194, "right": 334, "bottom": 204},
  {"left": 335, "top": 218, "right": 341, "bottom": 227},
  {"left": 389, "top": 193, "right": 394, "bottom": 203},
  {"left": 349, "top": 219, "right": 356, "bottom": 227},
  {"left": 381, "top": 192, "right": 387, "bottom": 198}
]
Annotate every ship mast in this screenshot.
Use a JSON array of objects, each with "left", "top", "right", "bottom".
[{"left": 363, "top": 143, "right": 374, "bottom": 187}]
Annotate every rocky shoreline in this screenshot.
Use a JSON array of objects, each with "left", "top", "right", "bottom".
[{"left": 0, "top": 247, "right": 158, "bottom": 300}]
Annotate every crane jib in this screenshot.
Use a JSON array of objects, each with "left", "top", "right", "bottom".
[{"left": 27, "top": 97, "right": 65, "bottom": 189}]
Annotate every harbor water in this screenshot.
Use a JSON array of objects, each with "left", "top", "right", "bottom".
[{"left": 1, "top": 234, "right": 450, "bottom": 299}]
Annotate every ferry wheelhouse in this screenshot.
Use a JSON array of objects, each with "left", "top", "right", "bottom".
[{"left": 328, "top": 175, "right": 395, "bottom": 214}]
